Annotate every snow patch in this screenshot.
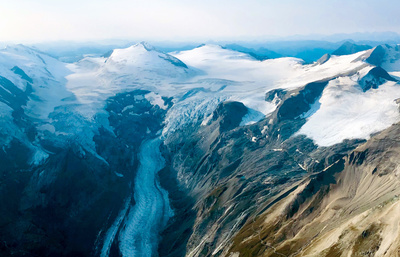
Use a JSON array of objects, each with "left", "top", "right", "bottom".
[
  {"left": 145, "top": 92, "right": 167, "bottom": 110},
  {"left": 30, "top": 148, "right": 49, "bottom": 165}
]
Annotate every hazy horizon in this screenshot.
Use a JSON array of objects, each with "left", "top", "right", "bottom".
[
  {"left": 2, "top": 0, "right": 400, "bottom": 43},
  {"left": 2, "top": 31, "right": 400, "bottom": 47}
]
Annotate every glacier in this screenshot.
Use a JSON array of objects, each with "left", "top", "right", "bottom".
[{"left": 118, "top": 138, "right": 173, "bottom": 257}]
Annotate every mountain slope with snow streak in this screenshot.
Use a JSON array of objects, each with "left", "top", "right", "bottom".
[{"left": 0, "top": 45, "right": 74, "bottom": 120}]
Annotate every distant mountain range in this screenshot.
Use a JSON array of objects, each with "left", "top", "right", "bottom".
[{"left": 20, "top": 31, "right": 400, "bottom": 63}]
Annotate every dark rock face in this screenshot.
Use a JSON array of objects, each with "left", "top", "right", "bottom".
[
  {"left": 365, "top": 45, "right": 387, "bottom": 67},
  {"left": 276, "top": 80, "right": 329, "bottom": 121},
  {"left": 316, "top": 53, "right": 331, "bottom": 64},
  {"left": 157, "top": 165, "right": 196, "bottom": 257},
  {"left": 12, "top": 66, "right": 33, "bottom": 84},
  {"left": 367, "top": 66, "right": 397, "bottom": 82},
  {"left": 0, "top": 141, "right": 130, "bottom": 257},
  {"left": 265, "top": 88, "right": 286, "bottom": 103},
  {"left": 17, "top": 145, "right": 128, "bottom": 257},
  {"left": 332, "top": 41, "right": 372, "bottom": 56},
  {"left": 159, "top": 55, "right": 188, "bottom": 68},
  {"left": 0, "top": 76, "right": 29, "bottom": 111},
  {"left": 0, "top": 138, "right": 33, "bottom": 172},
  {"left": 212, "top": 101, "right": 248, "bottom": 132},
  {"left": 359, "top": 66, "right": 397, "bottom": 91},
  {"left": 223, "top": 44, "right": 279, "bottom": 60},
  {"left": 105, "top": 89, "right": 170, "bottom": 146}
]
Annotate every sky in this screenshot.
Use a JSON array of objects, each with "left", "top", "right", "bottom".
[{"left": 1, "top": 0, "right": 400, "bottom": 42}]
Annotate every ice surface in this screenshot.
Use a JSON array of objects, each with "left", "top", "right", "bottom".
[
  {"left": 118, "top": 138, "right": 173, "bottom": 257},
  {"left": 297, "top": 78, "right": 400, "bottom": 146},
  {"left": 100, "top": 197, "right": 131, "bottom": 257}
]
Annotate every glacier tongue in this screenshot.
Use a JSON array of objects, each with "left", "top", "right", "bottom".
[
  {"left": 118, "top": 138, "right": 173, "bottom": 257},
  {"left": 100, "top": 196, "right": 131, "bottom": 257}
]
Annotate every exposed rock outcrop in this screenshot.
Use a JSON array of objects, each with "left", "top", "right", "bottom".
[{"left": 359, "top": 66, "right": 397, "bottom": 91}]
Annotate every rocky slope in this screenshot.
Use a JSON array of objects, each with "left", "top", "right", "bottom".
[{"left": 227, "top": 122, "right": 400, "bottom": 257}]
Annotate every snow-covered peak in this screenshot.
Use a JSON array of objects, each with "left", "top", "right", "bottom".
[
  {"left": 0, "top": 44, "right": 44, "bottom": 71},
  {"left": 105, "top": 43, "right": 188, "bottom": 71},
  {"left": 0, "top": 44, "right": 70, "bottom": 81},
  {"left": 175, "top": 44, "right": 253, "bottom": 62},
  {"left": 108, "top": 44, "right": 151, "bottom": 62},
  {"left": 1, "top": 44, "right": 43, "bottom": 56},
  {"left": 3, "top": 44, "right": 27, "bottom": 53},
  {"left": 111, "top": 41, "right": 155, "bottom": 58},
  {"left": 0, "top": 44, "right": 75, "bottom": 120},
  {"left": 354, "top": 44, "right": 400, "bottom": 72},
  {"left": 135, "top": 41, "right": 156, "bottom": 51},
  {"left": 65, "top": 42, "right": 195, "bottom": 116}
]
